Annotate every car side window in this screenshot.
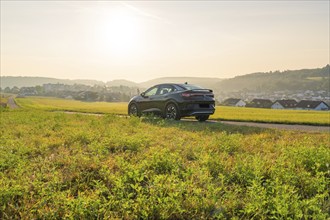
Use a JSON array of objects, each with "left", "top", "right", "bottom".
[
  {"left": 174, "top": 85, "right": 184, "bottom": 91},
  {"left": 144, "top": 87, "right": 158, "bottom": 96},
  {"left": 159, "top": 85, "right": 176, "bottom": 95}
]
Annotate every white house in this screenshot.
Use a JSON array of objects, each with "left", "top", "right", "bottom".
[
  {"left": 271, "top": 102, "right": 284, "bottom": 109},
  {"left": 296, "top": 100, "right": 329, "bottom": 111},
  {"left": 222, "top": 98, "right": 246, "bottom": 107},
  {"left": 236, "top": 100, "right": 246, "bottom": 107},
  {"left": 271, "top": 100, "right": 297, "bottom": 109}
]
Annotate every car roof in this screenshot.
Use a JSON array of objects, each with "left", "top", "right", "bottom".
[
  {"left": 153, "top": 83, "right": 194, "bottom": 87},
  {"left": 153, "top": 83, "right": 181, "bottom": 86}
]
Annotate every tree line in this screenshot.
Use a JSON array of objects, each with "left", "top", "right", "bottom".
[{"left": 1, "top": 84, "right": 140, "bottom": 102}]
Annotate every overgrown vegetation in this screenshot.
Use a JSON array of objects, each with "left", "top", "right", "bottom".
[{"left": 0, "top": 109, "right": 329, "bottom": 219}]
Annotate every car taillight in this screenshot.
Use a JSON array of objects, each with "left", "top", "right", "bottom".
[
  {"left": 182, "top": 92, "right": 214, "bottom": 97},
  {"left": 181, "top": 92, "right": 193, "bottom": 97}
]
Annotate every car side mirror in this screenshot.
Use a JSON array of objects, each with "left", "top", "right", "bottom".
[{"left": 141, "top": 92, "right": 146, "bottom": 98}]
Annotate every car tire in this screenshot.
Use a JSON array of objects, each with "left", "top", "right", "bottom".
[
  {"left": 128, "top": 103, "right": 140, "bottom": 117},
  {"left": 196, "top": 115, "right": 209, "bottom": 122},
  {"left": 165, "top": 103, "right": 181, "bottom": 120}
]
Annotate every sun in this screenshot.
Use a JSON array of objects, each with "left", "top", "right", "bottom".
[{"left": 98, "top": 8, "right": 143, "bottom": 57}]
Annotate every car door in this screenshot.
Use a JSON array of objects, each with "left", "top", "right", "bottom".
[
  {"left": 151, "top": 85, "right": 176, "bottom": 111},
  {"left": 138, "top": 86, "right": 159, "bottom": 112}
]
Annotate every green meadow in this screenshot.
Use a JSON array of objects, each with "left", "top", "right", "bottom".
[
  {"left": 1, "top": 109, "right": 329, "bottom": 219},
  {"left": 0, "top": 97, "right": 329, "bottom": 219},
  {"left": 16, "top": 96, "right": 330, "bottom": 125}
]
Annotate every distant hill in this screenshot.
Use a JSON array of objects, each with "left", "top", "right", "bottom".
[
  {"left": 215, "top": 65, "right": 330, "bottom": 92},
  {"left": 2, "top": 65, "right": 329, "bottom": 93},
  {"left": 106, "top": 79, "right": 138, "bottom": 87},
  {"left": 139, "top": 77, "right": 224, "bottom": 89},
  {"left": 0, "top": 76, "right": 105, "bottom": 88},
  {"left": 0, "top": 76, "right": 224, "bottom": 90}
]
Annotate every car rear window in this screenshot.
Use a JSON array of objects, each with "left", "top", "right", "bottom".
[{"left": 179, "top": 84, "right": 204, "bottom": 90}]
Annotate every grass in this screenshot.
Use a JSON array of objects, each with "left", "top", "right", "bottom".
[
  {"left": 16, "top": 96, "right": 330, "bottom": 126},
  {"left": 0, "top": 109, "right": 329, "bottom": 219}
]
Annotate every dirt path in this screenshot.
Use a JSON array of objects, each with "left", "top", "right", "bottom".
[
  {"left": 62, "top": 112, "right": 330, "bottom": 132},
  {"left": 7, "top": 96, "right": 20, "bottom": 109},
  {"left": 220, "top": 120, "right": 330, "bottom": 132},
  {"left": 18, "top": 109, "right": 330, "bottom": 133}
]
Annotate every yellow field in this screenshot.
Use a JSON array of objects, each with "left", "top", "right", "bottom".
[
  {"left": 15, "top": 96, "right": 330, "bottom": 125},
  {"left": 212, "top": 106, "right": 330, "bottom": 125},
  {"left": 15, "top": 96, "right": 127, "bottom": 114}
]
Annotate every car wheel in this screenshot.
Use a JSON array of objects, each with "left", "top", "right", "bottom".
[
  {"left": 165, "top": 103, "right": 181, "bottom": 120},
  {"left": 196, "top": 115, "right": 209, "bottom": 122},
  {"left": 128, "top": 103, "right": 139, "bottom": 117}
]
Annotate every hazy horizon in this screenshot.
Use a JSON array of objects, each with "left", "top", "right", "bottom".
[
  {"left": 1, "top": 1, "right": 329, "bottom": 83},
  {"left": 1, "top": 64, "right": 329, "bottom": 84},
  {"left": 1, "top": 74, "right": 227, "bottom": 84}
]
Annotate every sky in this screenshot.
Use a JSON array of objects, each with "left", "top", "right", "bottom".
[{"left": 1, "top": 1, "right": 329, "bottom": 82}]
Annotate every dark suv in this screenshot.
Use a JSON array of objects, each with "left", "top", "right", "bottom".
[{"left": 128, "top": 83, "right": 215, "bottom": 121}]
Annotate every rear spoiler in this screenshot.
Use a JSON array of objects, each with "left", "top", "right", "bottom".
[{"left": 189, "top": 89, "right": 213, "bottom": 93}]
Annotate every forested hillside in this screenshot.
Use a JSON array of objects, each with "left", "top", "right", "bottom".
[{"left": 215, "top": 65, "right": 330, "bottom": 92}]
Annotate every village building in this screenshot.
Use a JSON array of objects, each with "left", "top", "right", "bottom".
[
  {"left": 43, "top": 83, "right": 68, "bottom": 92},
  {"left": 247, "top": 99, "right": 273, "bottom": 108},
  {"left": 295, "top": 100, "right": 329, "bottom": 111},
  {"left": 324, "top": 101, "right": 330, "bottom": 109},
  {"left": 271, "top": 99, "right": 297, "bottom": 109},
  {"left": 222, "top": 98, "right": 246, "bottom": 107}
]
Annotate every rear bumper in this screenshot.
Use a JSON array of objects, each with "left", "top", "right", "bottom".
[{"left": 179, "top": 101, "right": 215, "bottom": 116}]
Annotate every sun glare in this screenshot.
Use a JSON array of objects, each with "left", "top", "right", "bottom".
[{"left": 98, "top": 8, "right": 143, "bottom": 57}]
